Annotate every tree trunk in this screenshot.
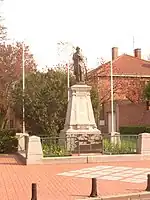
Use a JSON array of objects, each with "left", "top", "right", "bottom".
[
  {"left": 0, "top": 108, "right": 9, "bottom": 130},
  {"left": 1, "top": 117, "right": 8, "bottom": 130}
]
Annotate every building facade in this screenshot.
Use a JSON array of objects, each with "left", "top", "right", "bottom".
[{"left": 89, "top": 47, "right": 150, "bottom": 133}]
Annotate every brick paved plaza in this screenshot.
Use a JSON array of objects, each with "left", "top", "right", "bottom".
[{"left": 1, "top": 155, "right": 150, "bottom": 200}]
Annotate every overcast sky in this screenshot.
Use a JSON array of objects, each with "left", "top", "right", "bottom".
[{"left": 1, "top": 0, "right": 150, "bottom": 70}]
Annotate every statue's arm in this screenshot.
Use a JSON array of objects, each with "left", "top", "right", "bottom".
[{"left": 77, "top": 53, "right": 83, "bottom": 61}]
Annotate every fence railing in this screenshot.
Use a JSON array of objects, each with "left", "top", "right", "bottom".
[
  {"left": 40, "top": 134, "right": 139, "bottom": 157},
  {"left": 102, "top": 134, "right": 139, "bottom": 155},
  {"left": 40, "top": 135, "right": 103, "bottom": 157}
]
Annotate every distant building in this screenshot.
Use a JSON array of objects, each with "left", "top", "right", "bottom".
[{"left": 88, "top": 47, "right": 150, "bottom": 133}]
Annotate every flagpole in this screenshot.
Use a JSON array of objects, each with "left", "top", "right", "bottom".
[
  {"left": 133, "top": 36, "right": 135, "bottom": 51},
  {"left": 67, "top": 63, "right": 70, "bottom": 101},
  {"left": 110, "top": 54, "right": 114, "bottom": 134},
  {"left": 22, "top": 41, "right": 25, "bottom": 134}
]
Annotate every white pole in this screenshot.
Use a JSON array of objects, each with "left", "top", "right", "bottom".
[
  {"left": 110, "top": 55, "right": 114, "bottom": 134},
  {"left": 22, "top": 41, "right": 25, "bottom": 134},
  {"left": 133, "top": 36, "right": 135, "bottom": 51},
  {"left": 67, "top": 63, "right": 70, "bottom": 101}
]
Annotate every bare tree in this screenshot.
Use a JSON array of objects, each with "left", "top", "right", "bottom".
[
  {"left": 0, "top": 0, "right": 7, "bottom": 41},
  {"left": 0, "top": 42, "right": 37, "bottom": 129},
  {"left": 57, "top": 41, "right": 75, "bottom": 65}
]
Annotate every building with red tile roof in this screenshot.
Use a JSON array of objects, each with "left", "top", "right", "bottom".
[{"left": 88, "top": 47, "right": 150, "bottom": 133}]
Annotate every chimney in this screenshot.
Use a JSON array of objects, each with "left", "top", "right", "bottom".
[
  {"left": 134, "top": 48, "right": 141, "bottom": 59},
  {"left": 112, "top": 47, "right": 118, "bottom": 60}
]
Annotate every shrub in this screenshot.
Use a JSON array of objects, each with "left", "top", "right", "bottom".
[
  {"left": 0, "top": 129, "right": 18, "bottom": 153},
  {"left": 42, "top": 143, "right": 71, "bottom": 157},
  {"left": 146, "top": 127, "right": 150, "bottom": 133},
  {"left": 119, "top": 126, "right": 146, "bottom": 135},
  {"left": 103, "top": 138, "right": 137, "bottom": 154}
]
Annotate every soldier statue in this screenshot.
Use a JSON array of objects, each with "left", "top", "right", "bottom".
[{"left": 72, "top": 46, "right": 86, "bottom": 83}]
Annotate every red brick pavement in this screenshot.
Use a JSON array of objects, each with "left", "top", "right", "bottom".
[{"left": 0, "top": 155, "right": 150, "bottom": 200}]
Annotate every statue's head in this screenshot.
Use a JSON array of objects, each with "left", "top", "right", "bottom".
[{"left": 76, "top": 46, "right": 80, "bottom": 52}]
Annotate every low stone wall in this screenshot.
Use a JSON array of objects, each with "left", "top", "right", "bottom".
[
  {"left": 43, "top": 156, "right": 87, "bottom": 164},
  {"left": 16, "top": 132, "right": 29, "bottom": 152},
  {"left": 16, "top": 133, "right": 150, "bottom": 165},
  {"left": 41, "top": 154, "right": 150, "bottom": 165},
  {"left": 16, "top": 152, "right": 26, "bottom": 165},
  {"left": 137, "top": 133, "right": 150, "bottom": 154}
]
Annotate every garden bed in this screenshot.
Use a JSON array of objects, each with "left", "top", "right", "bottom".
[{"left": 103, "top": 135, "right": 138, "bottom": 155}]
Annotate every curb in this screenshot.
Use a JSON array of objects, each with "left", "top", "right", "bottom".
[{"left": 76, "top": 191, "right": 150, "bottom": 200}]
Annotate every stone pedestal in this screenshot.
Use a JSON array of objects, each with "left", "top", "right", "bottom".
[
  {"left": 137, "top": 133, "right": 150, "bottom": 154},
  {"left": 60, "top": 84, "right": 101, "bottom": 151},
  {"left": 26, "top": 136, "right": 43, "bottom": 164}
]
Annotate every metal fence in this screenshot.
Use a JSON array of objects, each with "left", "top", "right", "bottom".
[
  {"left": 102, "top": 134, "right": 139, "bottom": 155},
  {"left": 40, "top": 134, "right": 139, "bottom": 157},
  {"left": 40, "top": 135, "right": 103, "bottom": 157}
]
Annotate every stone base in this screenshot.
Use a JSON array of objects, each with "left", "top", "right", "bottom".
[
  {"left": 60, "top": 83, "right": 101, "bottom": 152},
  {"left": 61, "top": 128, "right": 101, "bottom": 136},
  {"left": 138, "top": 133, "right": 150, "bottom": 154},
  {"left": 60, "top": 129, "right": 101, "bottom": 152},
  {"left": 63, "top": 84, "right": 100, "bottom": 130},
  {"left": 26, "top": 136, "right": 43, "bottom": 164}
]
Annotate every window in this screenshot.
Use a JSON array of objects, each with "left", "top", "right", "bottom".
[
  {"left": 146, "top": 101, "right": 150, "bottom": 111},
  {"left": 100, "top": 103, "right": 104, "bottom": 120}
]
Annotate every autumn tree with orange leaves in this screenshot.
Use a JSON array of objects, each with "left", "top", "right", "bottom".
[
  {"left": 88, "top": 60, "right": 145, "bottom": 105},
  {"left": 97, "top": 76, "right": 145, "bottom": 104},
  {"left": 0, "top": 42, "right": 37, "bottom": 129},
  {"left": 121, "top": 77, "right": 145, "bottom": 103}
]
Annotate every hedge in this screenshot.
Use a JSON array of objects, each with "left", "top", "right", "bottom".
[
  {"left": 119, "top": 126, "right": 150, "bottom": 135},
  {"left": 0, "top": 129, "right": 18, "bottom": 153}
]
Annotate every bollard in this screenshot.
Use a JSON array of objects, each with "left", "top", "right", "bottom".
[
  {"left": 31, "top": 183, "right": 37, "bottom": 200},
  {"left": 146, "top": 174, "right": 150, "bottom": 191},
  {"left": 90, "top": 178, "right": 98, "bottom": 197}
]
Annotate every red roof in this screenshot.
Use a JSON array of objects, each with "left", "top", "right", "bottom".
[{"left": 89, "top": 54, "right": 150, "bottom": 76}]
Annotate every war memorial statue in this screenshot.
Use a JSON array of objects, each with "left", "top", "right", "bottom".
[
  {"left": 72, "top": 46, "right": 86, "bottom": 83},
  {"left": 60, "top": 45, "right": 101, "bottom": 152}
]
